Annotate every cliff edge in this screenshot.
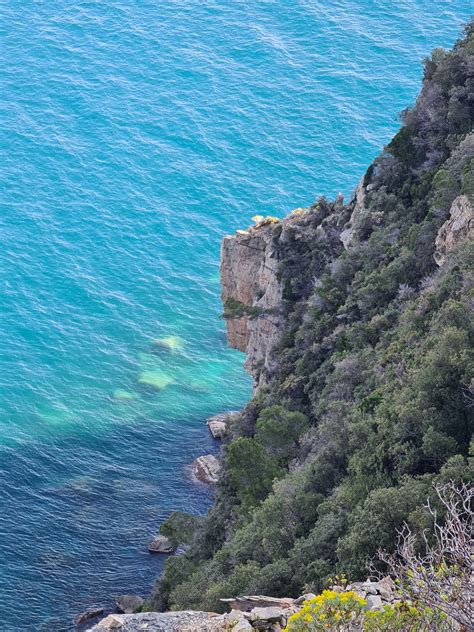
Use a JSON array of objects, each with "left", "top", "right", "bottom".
[{"left": 220, "top": 219, "right": 284, "bottom": 388}]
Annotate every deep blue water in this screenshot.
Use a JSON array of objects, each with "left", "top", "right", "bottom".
[{"left": 0, "top": 2, "right": 471, "bottom": 630}]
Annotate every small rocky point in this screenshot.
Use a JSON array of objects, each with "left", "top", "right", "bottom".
[
  {"left": 148, "top": 535, "right": 175, "bottom": 554},
  {"left": 191, "top": 454, "right": 220, "bottom": 484},
  {"left": 88, "top": 578, "right": 397, "bottom": 631},
  {"left": 206, "top": 411, "right": 238, "bottom": 439}
]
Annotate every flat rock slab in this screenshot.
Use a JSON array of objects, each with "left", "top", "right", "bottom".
[
  {"left": 249, "top": 606, "right": 290, "bottom": 622},
  {"left": 221, "top": 595, "right": 295, "bottom": 612},
  {"left": 191, "top": 455, "right": 220, "bottom": 484},
  {"left": 89, "top": 611, "right": 226, "bottom": 632},
  {"left": 148, "top": 535, "right": 175, "bottom": 554}
]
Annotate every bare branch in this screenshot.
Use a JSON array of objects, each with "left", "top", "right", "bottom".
[{"left": 377, "top": 481, "right": 473, "bottom": 630}]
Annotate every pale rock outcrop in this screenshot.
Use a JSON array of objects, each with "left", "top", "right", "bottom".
[
  {"left": 343, "top": 576, "right": 396, "bottom": 605},
  {"left": 88, "top": 611, "right": 225, "bottom": 631},
  {"left": 206, "top": 411, "right": 238, "bottom": 439},
  {"left": 434, "top": 194, "right": 473, "bottom": 266},
  {"left": 340, "top": 177, "right": 366, "bottom": 249},
  {"left": 221, "top": 220, "right": 283, "bottom": 388},
  {"left": 191, "top": 454, "right": 220, "bottom": 484},
  {"left": 148, "top": 535, "right": 175, "bottom": 554}
]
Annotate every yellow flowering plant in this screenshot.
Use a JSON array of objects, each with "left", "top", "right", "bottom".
[
  {"left": 363, "top": 601, "right": 451, "bottom": 631},
  {"left": 284, "top": 590, "right": 366, "bottom": 631}
]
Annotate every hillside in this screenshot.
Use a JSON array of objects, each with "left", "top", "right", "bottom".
[{"left": 149, "top": 23, "right": 473, "bottom": 615}]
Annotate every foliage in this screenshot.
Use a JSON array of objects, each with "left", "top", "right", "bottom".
[
  {"left": 222, "top": 297, "right": 266, "bottom": 319},
  {"left": 227, "top": 437, "right": 283, "bottom": 510},
  {"left": 159, "top": 511, "right": 201, "bottom": 547},
  {"left": 284, "top": 591, "right": 451, "bottom": 631},
  {"left": 363, "top": 602, "right": 451, "bottom": 632},
  {"left": 285, "top": 590, "right": 366, "bottom": 631},
  {"left": 152, "top": 23, "right": 474, "bottom": 613}
]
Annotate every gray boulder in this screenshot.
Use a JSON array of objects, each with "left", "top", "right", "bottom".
[
  {"left": 206, "top": 412, "right": 238, "bottom": 439},
  {"left": 191, "top": 455, "right": 220, "bottom": 484},
  {"left": 147, "top": 534, "right": 175, "bottom": 554}
]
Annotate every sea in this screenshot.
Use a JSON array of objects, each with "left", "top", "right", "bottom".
[{"left": 0, "top": 2, "right": 471, "bottom": 629}]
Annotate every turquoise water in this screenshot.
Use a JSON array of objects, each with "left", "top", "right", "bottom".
[{"left": 1, "top": 2, "right": 471, "bottom": 629}]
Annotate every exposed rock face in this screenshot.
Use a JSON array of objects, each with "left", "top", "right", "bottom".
[
  {"left": 434, "top": 194, "right": 473, "bottom": 266},
  {"left": 191, "top": 455, "right": 220, "bottom": 484},
  {"left": 220, "top": 220, "right": 284, "bottom": 388},
  {"left": 206, "top": 411, "right": 238, "bottom": 439},
  {"left": 148, "top": 535, "right": 175, "bottom": 554},
  {"left": 340, "top": 177, "right": 366, "bottom": 249}
]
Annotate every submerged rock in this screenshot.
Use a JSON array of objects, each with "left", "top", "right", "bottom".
[
  {"left": 138, "top": 370, "right": 174, "bottom": 390},
  {"left": 147, "top": 534, "right": 176, "bottom": 554},
  {"left": 152, "top": 335, "right": 185, "bottom": 353},
  {"left": 115, "top": 595, "right": 144, "bottom": 614},
  {"left": 112, "top": 389, "right": 139, "bottom": 402},
  {"left": 191, "top": 455, "right": 220, "bottom": 484}
]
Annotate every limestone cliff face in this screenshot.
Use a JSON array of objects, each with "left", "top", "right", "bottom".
[
  {"left": 220, "top": 220, "right": 283, "bottom": 388},
  {"left": 434, "top": 194, "right": 473, "bottom": 266},
  {"left": 340, "top": 177, "right": 366, "bottom": 249}
]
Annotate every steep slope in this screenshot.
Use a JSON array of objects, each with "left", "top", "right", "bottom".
[{"left": 150, "top": 22, "right": 473, "bottom": 613}]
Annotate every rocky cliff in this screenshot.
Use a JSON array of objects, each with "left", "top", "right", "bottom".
[
  {"left": 220, "top": 208, "right": 345, "bottom": 388},
  {"left": 220, "top": 218, "right": 284, "bottom": 388}
]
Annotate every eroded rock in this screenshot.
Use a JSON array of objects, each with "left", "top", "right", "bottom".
[
  {"left": 191, "top": 455, "right": 220, "bottom": 484},
  {"left": 147, "top": 534, "right": 175, "bottom": 554},
  {"left": 206, "top": 412, "right": 238, "bottom": 439},
  {"left": 434, "top": 194, "right": 473, "bottom": 266},
  {"left": 89, "top": 611, "right": 225, "bottom": 632},
  {"left": 220, "top": 221, "right": 284, "bottom": 389}
]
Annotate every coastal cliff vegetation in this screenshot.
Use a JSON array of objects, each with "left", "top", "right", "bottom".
[{"left": 149, "top": 23, "right": 473, "bottom": 615}]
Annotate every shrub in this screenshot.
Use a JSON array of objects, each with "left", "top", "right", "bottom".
[
  {"left": 364, "top": 602, "right": 451, "bottom": 631},
  {"left": 284, "top": 590, "right": 366, "bottom": 631}
]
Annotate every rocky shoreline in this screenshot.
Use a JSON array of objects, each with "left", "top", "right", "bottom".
[{"left": 75, "top": 410, "right": 236, "bottom": 629}]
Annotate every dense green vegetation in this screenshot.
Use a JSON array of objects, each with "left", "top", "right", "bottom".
[{"left": 149, "top": 24, "right": 473, "bottom": 613}]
